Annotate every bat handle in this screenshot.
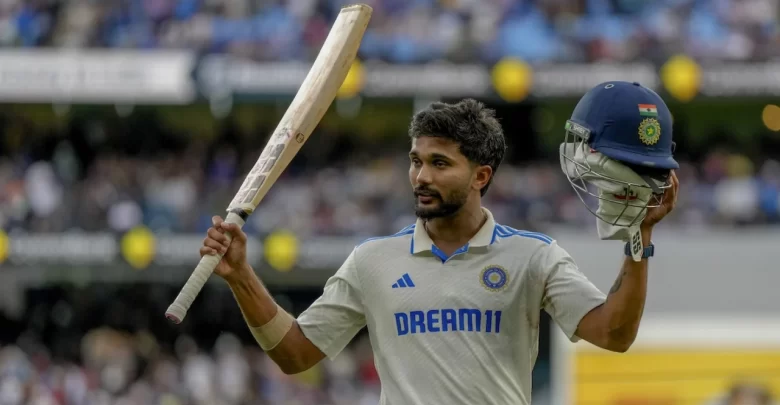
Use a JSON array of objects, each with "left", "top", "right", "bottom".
[{"left": 165, "top": 210, "right": 247, "bottom": 324}]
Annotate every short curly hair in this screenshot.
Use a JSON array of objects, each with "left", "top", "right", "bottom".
[{"left": 409, "top": 98, "right": 507, "bottom": 196}]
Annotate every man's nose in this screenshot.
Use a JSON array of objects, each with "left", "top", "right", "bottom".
[{"left": 415, "top": 165, "right": 433, "bottom": 184}]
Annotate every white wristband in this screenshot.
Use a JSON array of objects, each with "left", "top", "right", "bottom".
[{"left": 249, "top": 304, "right": 295, "bottom": 351}]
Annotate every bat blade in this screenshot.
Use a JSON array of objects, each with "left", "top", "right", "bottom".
[{"left": 165, "top": 4, "right": 372, "bottom": 324}]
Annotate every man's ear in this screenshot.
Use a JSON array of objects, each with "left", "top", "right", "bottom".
[{"left": 473, "top": 165, "right": 493, "bottom": 191}]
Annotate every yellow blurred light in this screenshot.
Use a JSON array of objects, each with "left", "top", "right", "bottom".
[
  {"left": 726, "top": 154, "right": 755, "bottom": 178},
  {"left": 661, "top": 55, "right": 701, "bottom": 103},
  {"left": 337, "top": 59, "right": 365, "bottom": 99},
  {"left": 0, "top": 230, "right": 8, "bottom": 264},
  {"left": 264, "top": 230, "right": 299, "bottom": 272},
  {"left": 120, "top": 226, "right": 156, "bottom": 270},
  {"left": 762, "top": 104, "right": 780, "bottom": 132},
  {"left": 491, "top": 58, "right": 533, "bottom": 103},
  {"left": 159, "top": 393, "right": 181, "bottom": 405}
]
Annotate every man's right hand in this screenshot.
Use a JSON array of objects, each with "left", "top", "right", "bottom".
[
  {"left": 204, "top": 215, "right": 327, "bottom": 374},
  {"left": 200, "top": 215, "right": 250, "bottom": 282}
]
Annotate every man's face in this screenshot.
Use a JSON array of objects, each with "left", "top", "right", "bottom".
[{"left": 408, "top": 137, "right": 488, "bottom": 219}]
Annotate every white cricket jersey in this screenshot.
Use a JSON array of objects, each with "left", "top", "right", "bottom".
[{"left": 297, "top": 207, "right": 606, "bottom": 405}]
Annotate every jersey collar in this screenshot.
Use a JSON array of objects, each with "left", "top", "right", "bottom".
[{"left": 411, "top": 207, "right": 498, "bottom": 255}]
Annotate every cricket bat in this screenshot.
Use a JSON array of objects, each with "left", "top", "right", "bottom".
[{"left": 165, "top": 3, "right": 372, "bottom": 324}]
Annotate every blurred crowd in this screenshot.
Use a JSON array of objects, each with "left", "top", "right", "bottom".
[
  {"left": 0, "top": 283, "right": 383, "bottom": 405},
  {"left": 0, "top": 0, "right": 777, "bottom": 63},
  {"left": 0, "top": 331, "right": 386, "bottom": 405},
  {"left": 1, "top": 120, "right": 780, "bottom": 237},
  {"left": 4, "top": 150, "right": 780, "bottom": 237}
]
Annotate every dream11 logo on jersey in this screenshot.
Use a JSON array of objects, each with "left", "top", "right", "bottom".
[{"left": 393, "top": 308, "right": 503, "bottom": 336}]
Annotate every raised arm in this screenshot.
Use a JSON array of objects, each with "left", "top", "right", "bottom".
[
  {"left": 201, "top": 217, "right": 325, "bottom": 374},
  {"left": 575, "top": 171, "right": 679, "bottom": 352},
  {"left": 572, "top": 226, "right": 651, "bottom": 352},
  {"left": 202, "top": 217, "right": 366, "bottom": 374}
]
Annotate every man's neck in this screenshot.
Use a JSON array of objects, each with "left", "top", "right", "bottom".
[{"left": 424, "top": 202, "right": 486, "bottom": 247}]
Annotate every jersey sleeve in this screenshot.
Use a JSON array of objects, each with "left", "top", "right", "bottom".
[
  {"left": 296, "top": 248, "right": 366, "bottom": 360},
  {"left": 538, "top": 241, "right": 607, "bottom": 342}
]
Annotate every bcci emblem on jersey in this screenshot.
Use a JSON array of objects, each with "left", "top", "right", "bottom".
[{"left": 481, "top": 265, "right": 508, "bottom": 292}]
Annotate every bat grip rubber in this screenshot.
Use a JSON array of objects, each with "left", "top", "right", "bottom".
[{"left": 165, "top": 211, "right": 246, "bottom": 324}]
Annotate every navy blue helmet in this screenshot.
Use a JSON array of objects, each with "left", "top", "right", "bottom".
[
  {"left": 560, "top": 81, "right": 676, "bottom": 242},
  {"left": 567, "top": 81, "right": 678, "bottom": 170}
]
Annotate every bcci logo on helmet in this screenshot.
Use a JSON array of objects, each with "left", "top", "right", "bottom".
[
  {"left": 638, "top": 118, "right": 661, "bottom": 146},
  {"left": 480, "top": 266, "right": 508, "bottom": 292}
]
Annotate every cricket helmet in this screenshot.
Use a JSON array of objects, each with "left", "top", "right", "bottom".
[{"left": 560, "top": 81, "right": 677, "bottom": 238}]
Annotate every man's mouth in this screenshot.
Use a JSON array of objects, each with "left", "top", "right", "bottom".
[{"left": 415, "top": 191, "right": 439, "bottom": 204}]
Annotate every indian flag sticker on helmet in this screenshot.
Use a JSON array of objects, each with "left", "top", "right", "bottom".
[{"left": 638, "top": 104, "right": 658, "bottom": 117}]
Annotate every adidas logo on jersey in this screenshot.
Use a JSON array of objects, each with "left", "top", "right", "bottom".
[{"left": 392, "top": 273, "right": 415, "bottom": 289}]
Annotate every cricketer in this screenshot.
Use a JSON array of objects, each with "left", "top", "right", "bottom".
[{"left": 200, "top": 82, "right": 680, "bottom": 405}]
